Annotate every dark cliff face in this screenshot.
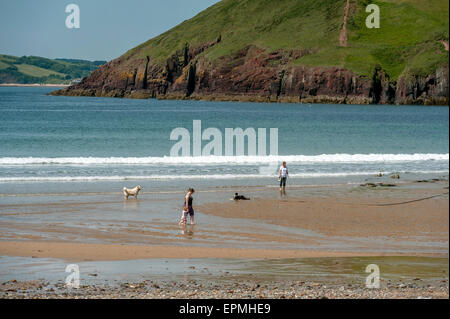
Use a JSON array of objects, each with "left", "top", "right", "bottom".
[
  {"left": 52, "top": 41, "right": 449, "bottom": 105},
  {"left": 395, "top": 67, "right": 449, "bottom": 105}
]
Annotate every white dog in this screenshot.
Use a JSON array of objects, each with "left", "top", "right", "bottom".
[{"left": 123, "top": 185, "right": 141, "bottom": 199}]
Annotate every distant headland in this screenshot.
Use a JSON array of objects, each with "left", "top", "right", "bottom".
[{"left": 51, "top": 0, "right": 449, "bottom": 105}]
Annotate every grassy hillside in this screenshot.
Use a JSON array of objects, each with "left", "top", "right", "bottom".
[
  {"left": 0, "top": 55, "right": 106, "bottom": 84},
  {"left": 125, "top": 0, "right": 448, "bottom": 80}
]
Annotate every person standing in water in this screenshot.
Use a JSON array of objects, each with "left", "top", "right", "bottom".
[
  {"left": 279, "top": 161, "right": 289, "bottom": 194},
  {"left": 179, "top": 188, "right": 195, "bottom": 225}
]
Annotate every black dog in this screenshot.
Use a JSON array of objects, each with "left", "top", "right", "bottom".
[{"left": 234, "top": 193, "right": 250, "bottom": 200}]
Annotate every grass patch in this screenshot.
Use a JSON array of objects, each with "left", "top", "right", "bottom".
[
  {"left": 0, "top": 61, "right": 10, "bottom": 70},
  {"left": 15, "top": 64, "right": 65, "bottom": 77}
]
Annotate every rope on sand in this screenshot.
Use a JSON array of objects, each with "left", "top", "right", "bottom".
[{"left": 364, "top": 192, "right": 449, "bottom": 207}]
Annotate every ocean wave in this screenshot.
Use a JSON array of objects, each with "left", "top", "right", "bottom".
[
  {"left": 0, "top": 171, "right": 447, "bottom": 182},
  {"left": 0, "top": 154, "right": 448, "bottom": 165}
]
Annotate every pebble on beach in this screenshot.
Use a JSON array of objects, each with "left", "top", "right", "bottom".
[{"left": 0, "top": 278, "right": 448, "bottom": 299}]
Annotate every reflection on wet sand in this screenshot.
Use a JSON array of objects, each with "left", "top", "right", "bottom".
[
  {"left": 179, "top": 225, "right": 195, "bottom": 239},
  {"left": 122, "top": 198, "right": 141, "bottom": 211}
]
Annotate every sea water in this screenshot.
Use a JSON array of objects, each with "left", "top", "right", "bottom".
[{"left": 0, "top": 86, "right": 448, "bottom": 193}]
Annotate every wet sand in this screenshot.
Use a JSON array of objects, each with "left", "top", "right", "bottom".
[
  {"left": 199, "top": 190, "right": 449, "bottom": 240},
  {"left": 1, "top": 187, "right": 448, "bottom": 259},
  {"left": 0, "top": 241, "right": 430, "bottom": 262},
  {"left": 0, "top": 181, "right": 448, "bottom": 258}
]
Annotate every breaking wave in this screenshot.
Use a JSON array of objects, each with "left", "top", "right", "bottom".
[{"left": 0, "top": 153, "right": 448, "bottom": 165}]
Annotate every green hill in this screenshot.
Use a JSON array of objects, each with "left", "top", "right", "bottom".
[
  {"left": 0, "top": 55, "right": 106, "bottom": 84},
  {"left": 54, "top": 0, "right": 449, "bottom": 105},
  {"left": 129, "top": 0, "right": 448, "bottom": 79}
]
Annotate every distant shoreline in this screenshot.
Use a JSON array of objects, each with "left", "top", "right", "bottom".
[
  {"left": 0, "top": 83, "right": 70, "bottom": 88},
  {"left": 50, "top": 88, "right": 450, "bottom": 106}
]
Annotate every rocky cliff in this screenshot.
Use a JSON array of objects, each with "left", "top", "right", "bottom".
[{"left": 51, "top": 0, "right": 449, "bottom": 105}]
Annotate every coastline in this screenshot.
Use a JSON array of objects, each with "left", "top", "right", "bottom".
[{"left": 49, "top": 88, "right": 450, "bottom": 105}]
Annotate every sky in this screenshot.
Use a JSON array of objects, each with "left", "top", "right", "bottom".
[{"left": 0, "top": 0, "right": 221, "bottom": 61}]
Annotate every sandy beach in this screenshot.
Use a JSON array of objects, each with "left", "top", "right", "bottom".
[
  {"left": 1, "top": 182, "right": 448, "bottom": 260},
  {"left": 1, "top": 181, "right": 448, "bottom": 256},
  {"left": 0, "top": 178, "right": 448, "bottom": 299},
  {"left": 199, "top": 189, "right": 449, "bottom": 240},
  {"left": 0, "top": 241, "right": 431, "bottom": 262}
]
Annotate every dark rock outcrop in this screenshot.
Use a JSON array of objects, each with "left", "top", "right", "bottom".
[{"left": 396, "top": 67, "right": 449, "bottom": 105}]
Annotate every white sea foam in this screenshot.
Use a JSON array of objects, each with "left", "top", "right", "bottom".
[
  {"left": 0, "top": 171, "right": 447, "bottom": 182},
  {"left": 0, "top": 153, "right": 448, "bottom": 165}
]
